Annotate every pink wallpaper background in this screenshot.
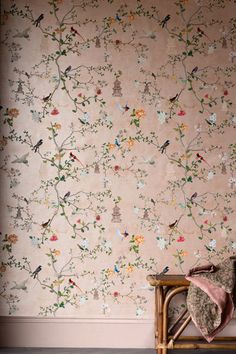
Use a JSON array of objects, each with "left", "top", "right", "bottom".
[{"left": 0, "top": 0, "right": 235, "bottom": 319}]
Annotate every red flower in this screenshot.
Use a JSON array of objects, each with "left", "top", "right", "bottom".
[
  {"left": 224, "top": 90, "right": 228, "bottom": 96},
  {"left": 96, "top": 88, "right": 102, "bottom": 95},
  {"left": 204, "top": 219, "right": 208, "bottom": 224},
  {"left": 78, "top": 93, "right": 82, "bottom": 97},
  {"left": 204, "top": 94, "right": 209, "bottom": 98},
  {"left": 113, "top": 291, "right": 119, "bottom": 297},
  {"left": 51, "top": 108, "right": 59, "bottom": 115},
  {"left": 77, "top": 219, "right": 81, "bottom": 224},
  {"left": 115, "top": 40, "right": 122, "bottom": 45},
  {"left": 223, "top": 215, "right": 228, "bottom": 222},
  {"left": 177, "top": 110, "right": 186, "bottom": 116},
  {"left": 177, "top": 236, "right": 185, "bottom": 242},
  {"left": 114, "top": 165, "right": 120, "bottom": 171},
  {"left": 50, "top": 234, "right": 58, "bottom": 241},
  {"left": 96, "top": 215, "right": 101, "bottom": 221}
]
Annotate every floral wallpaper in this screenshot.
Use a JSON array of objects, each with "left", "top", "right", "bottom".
[{"left": 0, "top": 0, "right": 236, "bottom": 318}]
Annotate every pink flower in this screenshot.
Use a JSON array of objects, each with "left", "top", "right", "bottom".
[
  {"left": 177, "top": 110, "right": 186, "bottom": 116},
  {"left": 51, "top": 108, "right": 59, "bottom": 115},
  {"left": 204, "top": 220, "right": 208, "bottom": 224},
  {"left": 50, "top": 234, "right": 58, "bottom": 241},
  {"left": 177, "top": 236, "right": 185, "bottom": 242}
]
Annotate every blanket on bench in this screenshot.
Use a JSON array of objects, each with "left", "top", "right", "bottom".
[{"left": 186, "top": 256, "right": 236, "bottom": 342}]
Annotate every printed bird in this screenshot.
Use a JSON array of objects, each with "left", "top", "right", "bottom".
[
  {"left": 12, "top": 153, "right": 29, "bottom": 165},
  {"left": 151, "top": 198, "right": 155, "bottom": 205},
  {"left": 190, "top": 66, "right": 198, "bottom": 78},
  {"left": 41, "top": 219, "right": 50, "bottom": 228},
  {"left": 116, "top": 102, "right": 130, "bottom": 114},
  {"left": 116, "top": 229, "right": 129, "bottom": 239},
  {"left": 160, "top": 14, "right": 171, "bottom": 28},
  {"left": 70, "top": 27, "right": 85, "bottom": 41},
  {"left": 79, "top": 112, "right": 90, "bottom": 125},
  {"left": 197, "top": 27, "right": 210, "bottom": 40},
  {"left": 31, "top": 265, "right": 42, "bottom": 279},
  {"left": 115, "top": 138, "right": 121, "bottom": 147},
  {"left": 69, "top": 278, "right": 83, "bottom": 292},
  {"left": 141, "top": 156, "right": 156, "bottom": 165},
  {"left": 33, "top": 14, "right": 44, "bottom": 27},
  {"left": 169, "top": 220, "right": 178, "bottom": 229},
  {"left": 115, "top": 14, "right": 121, "bottom": 21},
  {"left": 64, "top": 65, "right": 72, "bottom": 76},
  {"left": 13, "top": 27, "right": 30, "bottom": 39},
  {"left": 205, "top": 118, "right": 216, "bottom": 126},
  {"left": 69, "top": 152, "right": 84, "bottom": 167},
  {"left": 190, "top": 192, "right": 198, "bottom": 203},
  {"left": 32, "top": 139, "right": 43, "bottom": 153},
  {"left": 114, "top": 264, "right": 120, "bottom": 273},
  {"left": 151, "top": 72, "right": 156, "bottom": 79},
  {"left": 169, "top": 93, "right": 179, "bottom": 103},
  {"left": 196, "top": 153, "right": 210, "bottom": 166},
  {"left": 43, "top": 93, "right": 51, "bottom": 102},
  {"left": 159, "top": 266, "right": 169, "bottom": 276},
  {"left": 63, "top": 191, "right": 70, "bottom": 201},
  {"left": 159, "top": 140, "right": 170, "bottom": 154},
  {"left": 11, "top": 279, "right": 28, "bottom": 291},
  {"left": 24, "top": 198, "right": 29, "bottom": 204}
]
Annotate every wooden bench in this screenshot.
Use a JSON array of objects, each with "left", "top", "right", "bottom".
[{"left": 147, "top": 274, "right": 236, "bottom": 354}]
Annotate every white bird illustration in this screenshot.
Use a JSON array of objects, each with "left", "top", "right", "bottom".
[
  {"left": 11, "top": 279, "right": 28, "bottom": 291},
  {"left": 12, "top": 153, "right": 29, "bottom": 165},
  {"left": 13, "top": 28, "right": 30, "bottom": 40}
]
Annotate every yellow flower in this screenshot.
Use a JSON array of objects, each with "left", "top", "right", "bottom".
[
  {"left": 8, "top": 108, "right": 19, "bottom": 118},
  {"left": 126, "top": 265, "right": 134, "bottom": 273},
  {"left": 135, "top": 109, "right": 145, "bottom": 119},
  {"left": 52, "top": 249, "right": 61, "bottom": 256},
  {"left": 107, "top": 268, "right": 114, "bottom": 276},
  {"left": 7, "top": 234, "right": 18, "bottom": 244},
  {"left": 134, "top": 235, "right": 144, "bottom": 245},
  {"left": 179, "top": 123, "right": 188, "bottom": 131},
  {"left": 127, "top": 138, "right": 134, "bottom": 147},
  {"left": 54, "top": 123, "right": 61, "bottom": 130},
  {"left": 52, "top": 279, "right": 64, "bottom": 287}
]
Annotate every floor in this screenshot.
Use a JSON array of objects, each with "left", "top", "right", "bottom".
[{"left": 0, "top": 349, "right": 233, "bottom": 354}]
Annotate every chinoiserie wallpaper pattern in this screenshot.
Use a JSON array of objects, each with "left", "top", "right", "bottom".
[{"left": 0, "top": 0, "right": 235, "bottom": 318}]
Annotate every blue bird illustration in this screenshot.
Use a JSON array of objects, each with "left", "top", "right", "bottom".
[
  {"left": 114, "top": 265, "right": 120, "bottom": 273},
  {"left": 116, "top": 14, "right": 121, "bottom": 21},
  {"left": 115, "top": 138, "right": 121, "bottom": 147}
]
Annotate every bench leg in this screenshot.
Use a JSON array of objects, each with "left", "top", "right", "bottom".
[{"left": 156, "top": 286, "right": 164, "bottom": 354}]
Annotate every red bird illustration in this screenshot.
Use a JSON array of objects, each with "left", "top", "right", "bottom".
[
  {"left": 69, "top": 152, "right": 84, "bottom": 167},
  {"left": 69, "top": 278, "right": 83, "bottom": 293},
  {"left": 196, "top": 153, "right": 210, "bottom": 166},
  {"left": 70, "top": 27, "right": 85, "bottom": 41}
]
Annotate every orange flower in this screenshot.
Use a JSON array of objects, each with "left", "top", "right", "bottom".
[
  {"left": 128, "top": 13, "right": 135, "bottom": 21},
  {"left": 7, "top": 234, "right": 18, "bottom": 244},
  {"left": 135, "top": 109, "right": 145, "bottom": 119},
  {"left": 134, "top": 235, "right": 144, "bottom": 245},
  {"left": 8, "top": 108, "right": 19, "bottom": 118},
  {"left": 0, "top": 137, "right": 7, "bottom": 147},
  {"left": 127, "top": 138, "right": 134, "bottom": 147},
  {"left": 0, "top": 264, "right": 6, "bottom": 272},
  {"left": 52, "top": 249, "right": 61, "bottom": 256},
  {"left": 108, "top": 143, "right": 116, "bottom": 150},
  {"left": 54, "top": 123, "right": 61, "bottom": 130},
  {"left": 55, "top": 153, "right": 63, "bottom": 160},
  {"left": 126, "top": 265, "right": 134, "bottom": 273}
]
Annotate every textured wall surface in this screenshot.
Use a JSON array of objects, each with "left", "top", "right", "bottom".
[{"left": 0, "top": 0, "right": 235, "bottom": 318}]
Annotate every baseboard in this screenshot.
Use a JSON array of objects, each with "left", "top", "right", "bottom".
[{"left": 0, "top": 316, "right": 235, "bottom": 348}]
